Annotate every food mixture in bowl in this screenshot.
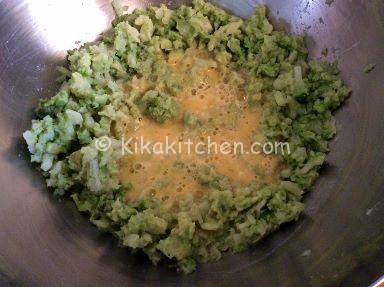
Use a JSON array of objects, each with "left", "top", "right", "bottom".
[
  {"left": 120, "top": 48, "right": 281, "bottom": 201},
  {"left": 23, "top": 0, "right": 350, "bottom": 273}
]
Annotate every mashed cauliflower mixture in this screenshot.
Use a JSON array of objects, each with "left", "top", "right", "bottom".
[{"left": 23, "top": 0, "right": 350, "bottom": 273}]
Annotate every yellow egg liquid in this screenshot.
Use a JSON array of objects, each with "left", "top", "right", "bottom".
[{"left": 119, "top": 48, "right": 281, "bottom": 201}]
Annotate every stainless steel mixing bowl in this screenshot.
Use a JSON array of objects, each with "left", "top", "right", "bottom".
[{"left": 0, "top": 0, "right": 383, "bottom": 286}]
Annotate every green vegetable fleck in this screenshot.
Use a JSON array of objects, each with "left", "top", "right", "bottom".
[
  {"left": 364, "top": 63, "right": 376, "bottom": 74},
  {"left": 138, "top": 90, "right": 180, "bottom": 123}
]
